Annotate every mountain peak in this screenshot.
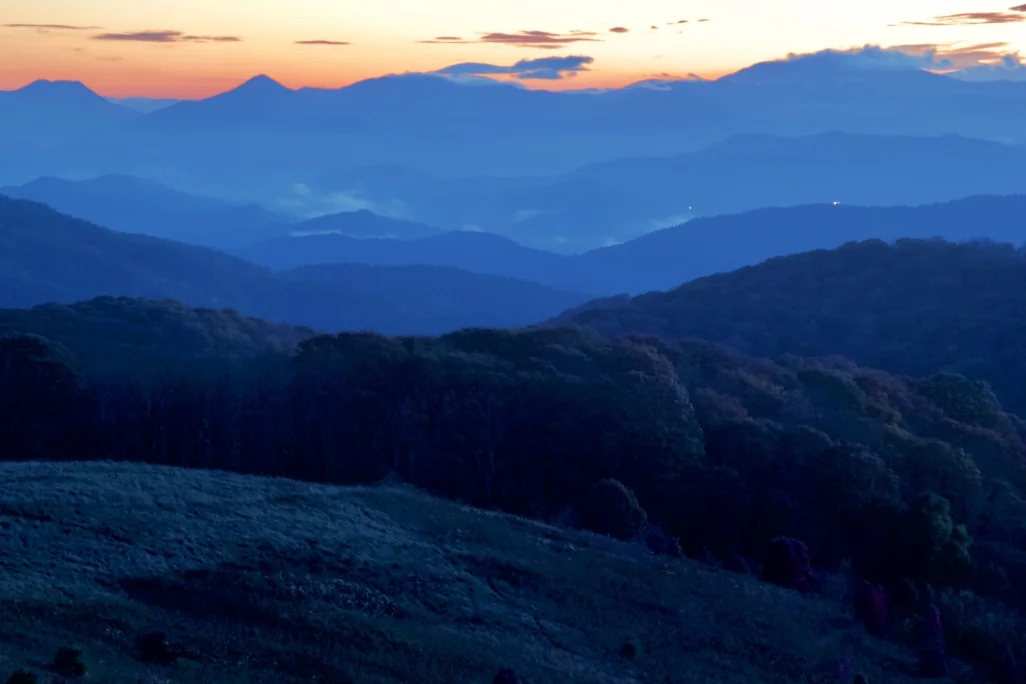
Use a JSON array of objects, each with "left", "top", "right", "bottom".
[
  {"left": 15, "top": 79, "right": 102, "bottom": 99},
  {"left": 235, "top": 74, "right": 290, "bottom": 93}
]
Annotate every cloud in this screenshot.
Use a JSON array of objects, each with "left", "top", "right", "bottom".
[
  {"left": 4, "top": 23, "right": 100, "bottom": 30},
  {"left": 91, "top": 30, "right": 242, "bottom": 43},
  {"left": 897, "top": 7, "right": 1026, "bottom": 25},
  {"left": 419, "top": 29, "right": 602, "bottom": 49},
  {"left": 750, "top": 44, "right": 1025, "bottom": 82},
  {"left": 434, "top": 55, "right": 594, "bottom": 80},
  {"left": 295, "top": 39, "right": 350, "bottom": 46},
  {"left": 609, "top": 26, "right": 629, "bottom": 33}
]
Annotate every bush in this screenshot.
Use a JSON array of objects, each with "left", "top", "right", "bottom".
[
  {"left": 620, "top": 635, "right": 642, "bottom": 660},
  {"left": 763, "top": 537, "right": 812, "bottom": 590},
  {"left": 579, "top": 479, "right": 648, "bottom": 541},
  {"left": 137, "top": 631, "right": 177, "bottom": 665},
  {"left": 4, "top": 671, "right": 38, "bottom": 684},
  {"left": 493, "top": 669, "right": 528, "bottom": 684},
  {"left": 934, "top": 588, "right": 1021, "bottom": 667},
  {"left": 51, "top": 647, "right": 85, "bottom": 677}
]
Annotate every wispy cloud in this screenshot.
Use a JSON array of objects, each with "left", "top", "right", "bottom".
[
  {"left": 4, "top": 23, "right": 100, "bottom": 30},
  {"left": 897, "top": 6, "right": 1026, "bottom": 25},
  {"left": 435, "top": 55, "right": 594, "bottom": 80},
  {"left": 295, "top": 39, "right": 351, "bottom": 46},
  {"left": 419, "top": 29, "right": 602, "bottom": 49},
  {"left": 91, "top": 30, "right": 242, "bottom": 43}
]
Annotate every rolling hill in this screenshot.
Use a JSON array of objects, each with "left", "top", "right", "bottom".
[
  {"left": 307, "top": 133, "right": 1026, "bottom": 251},
  {"left": 0, "top": 175, "right": 291, "bottom": 249},
  {"left": 0, "top": 461, "right": 929, "bottom": 684},
  {"left": 0, "top": 195, "right": 588, "bottom": 335},
  {"left": 240, "top": 195, "right": 1026, "bottom": 296},
  {"left": 560, "top": 237, "right": 1026, "bottom": 413}
]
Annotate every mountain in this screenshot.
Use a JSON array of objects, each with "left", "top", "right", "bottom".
[
  {"left": 283, "top": 262, "right": 583, "bottom": 332},
  {"left": 38, "top": 51, "right": 1026, "bottom": 202},
  {"left": 284, "top": 209, "right": 442, "bottom": 240},
  {"left": 560, "top": 237, "right": 1026, "bottom": 414},
  {"left": 0, "top": 195, "right": 588, "bottom": 334},
  {"left": 572, "top": 194, "right": 1026, "bottom": 293},
  {"left": 239, "top": 229, "right": 569, "bottom": 284},
  {"left": 0, "top": 175, "right": 291, "bottom": 249},
  {"left": 307, "top": 133, "right": 1026, "bottom": 251},
  {"left": 0, "top": 80, "right": 137, "bottom": 147},
  {"left": 239, "top": 195, "right": 1026, "bottom": 296}
]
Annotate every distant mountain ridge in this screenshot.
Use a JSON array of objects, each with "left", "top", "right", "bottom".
[
  {"left": 240, "top": 195, "right": 1026, "bottom": 296},
  {"left": 0, "top": 175, "right": 290, "bottom": 249},
  {"left": 8, "top": 50, "right": 1021, "bottom": 201},
  {"left": 0, "top": 195, "right": 588, "bottom": 335},
  {"left": 0, "top": 80, "right": 137, "bottom": 148},
  {"left": 306, "top": 132, "right": 1026, "bottom": 251}
]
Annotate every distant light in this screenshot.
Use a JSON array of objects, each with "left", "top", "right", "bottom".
[{"left": 833, "top": 201, "right": 840, "bottom": 206}]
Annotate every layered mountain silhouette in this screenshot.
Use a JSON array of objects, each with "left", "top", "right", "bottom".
[
  {"left": 0, "top": 195, "right": 587, "bottom": 334},
  {"left": 0, "top": 80, "right": 137, "bottom": 147},
  {"left": 308, "top": 133, "right": 1026, "bottom": 251},
  {"left": 0, "top": 175, "right": 290, "bottom": 250},
  {"left": 5, "top": 49, "right": 1021, "bottom": 201},
  {"left": 239, "top": 195, "right": 1026, "bottom": 295}
]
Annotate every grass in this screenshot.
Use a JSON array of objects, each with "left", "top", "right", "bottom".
[{"left": 0, "top": 461, "right": 944, "bottom": 683}]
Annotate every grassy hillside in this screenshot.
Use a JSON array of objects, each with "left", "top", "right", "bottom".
[{"left": 2, "top": 462, "right": 927, "bottom": 684}]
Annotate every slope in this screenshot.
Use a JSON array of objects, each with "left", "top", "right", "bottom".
[
  {"left": 0, "top": 461, "right": 926, "bottom": 684},
  {"left": 0, "top": 195, "right": 589, "bottom": 335},
  {"left": 0, "top": 297, "right": 316, "bottom": 376},
  {"left": 561, "top": 237, "right": 1026, "bottom": 413},
  {"left": 307, "top": 133, "right": 1026, "bottom": 251},
  {"left": 240, "top": 196, "right": 1026, "bottom": 296},
  {"left": 1, "top": 175, "right": 290, "bottom": 249}
]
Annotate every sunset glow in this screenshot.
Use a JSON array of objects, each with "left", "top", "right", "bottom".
[{"left": 1, "top": 0, "right": 1024, "bottom": 97}]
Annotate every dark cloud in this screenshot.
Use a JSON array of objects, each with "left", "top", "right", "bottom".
[
  {"left": 898, "top": 9, "right": 1026, "bottom": 25},
  {"left": 420, "top": 30, "right": 601, "bottom": 49},
  {"left": 435, "top": 55, "right": 594, "bottom": 80},
  {"left": 295, "top": 39, "right": 350, "bottom": 46},
  {"left": 91, "top": 30, "right": 241, "bottom": 43},
  {"left": 609, "top": 26, "right": 629, "bottom": 33},
  {"left": 4, "top": 23, "right": 100, "bottom": 30}
]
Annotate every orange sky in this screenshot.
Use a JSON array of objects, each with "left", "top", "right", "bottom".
[{"left": 1, "top": 0, "right": 1023, "bottom": 98}]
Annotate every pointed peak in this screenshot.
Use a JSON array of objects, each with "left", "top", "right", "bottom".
[{"left": 235, "top": 74, "right": 290, "bottom": 92}]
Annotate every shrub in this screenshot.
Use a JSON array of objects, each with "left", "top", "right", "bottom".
[
  {"left": 137, "top": 631, "right": 176, "bottom": 665},
  {"left": 51, "top": 647, "right": 85, "bottom": 677},
  {"left": 4, "top": 671, "right": 38, "bottom": 684},
  {"left": 934, "top": 588, "right": 1021, "bottom": 667},
  {"left": 620, "top": 635, "right": 642, "bottom": 660},
  {"left": 854, "top": 582, "right": 889, "bottom": 637},
  {"left": 579, "top": 479, "right": 648, "bottom": 541},
  {"left": 644, "top": 525, "right": 683, "bottom": 558},
  {"left": 493, "top": 669, "right": 528, "bottom": 684},
  {"left": 919, "top": 605, "right": 948, "bottom": 678},
  {"left": 763, "top": 537, "right": 812, "bottom": 590}
]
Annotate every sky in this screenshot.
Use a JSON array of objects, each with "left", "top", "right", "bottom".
[{"left": 1, "top": 0, "right": 1024, "bottom": 98}]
